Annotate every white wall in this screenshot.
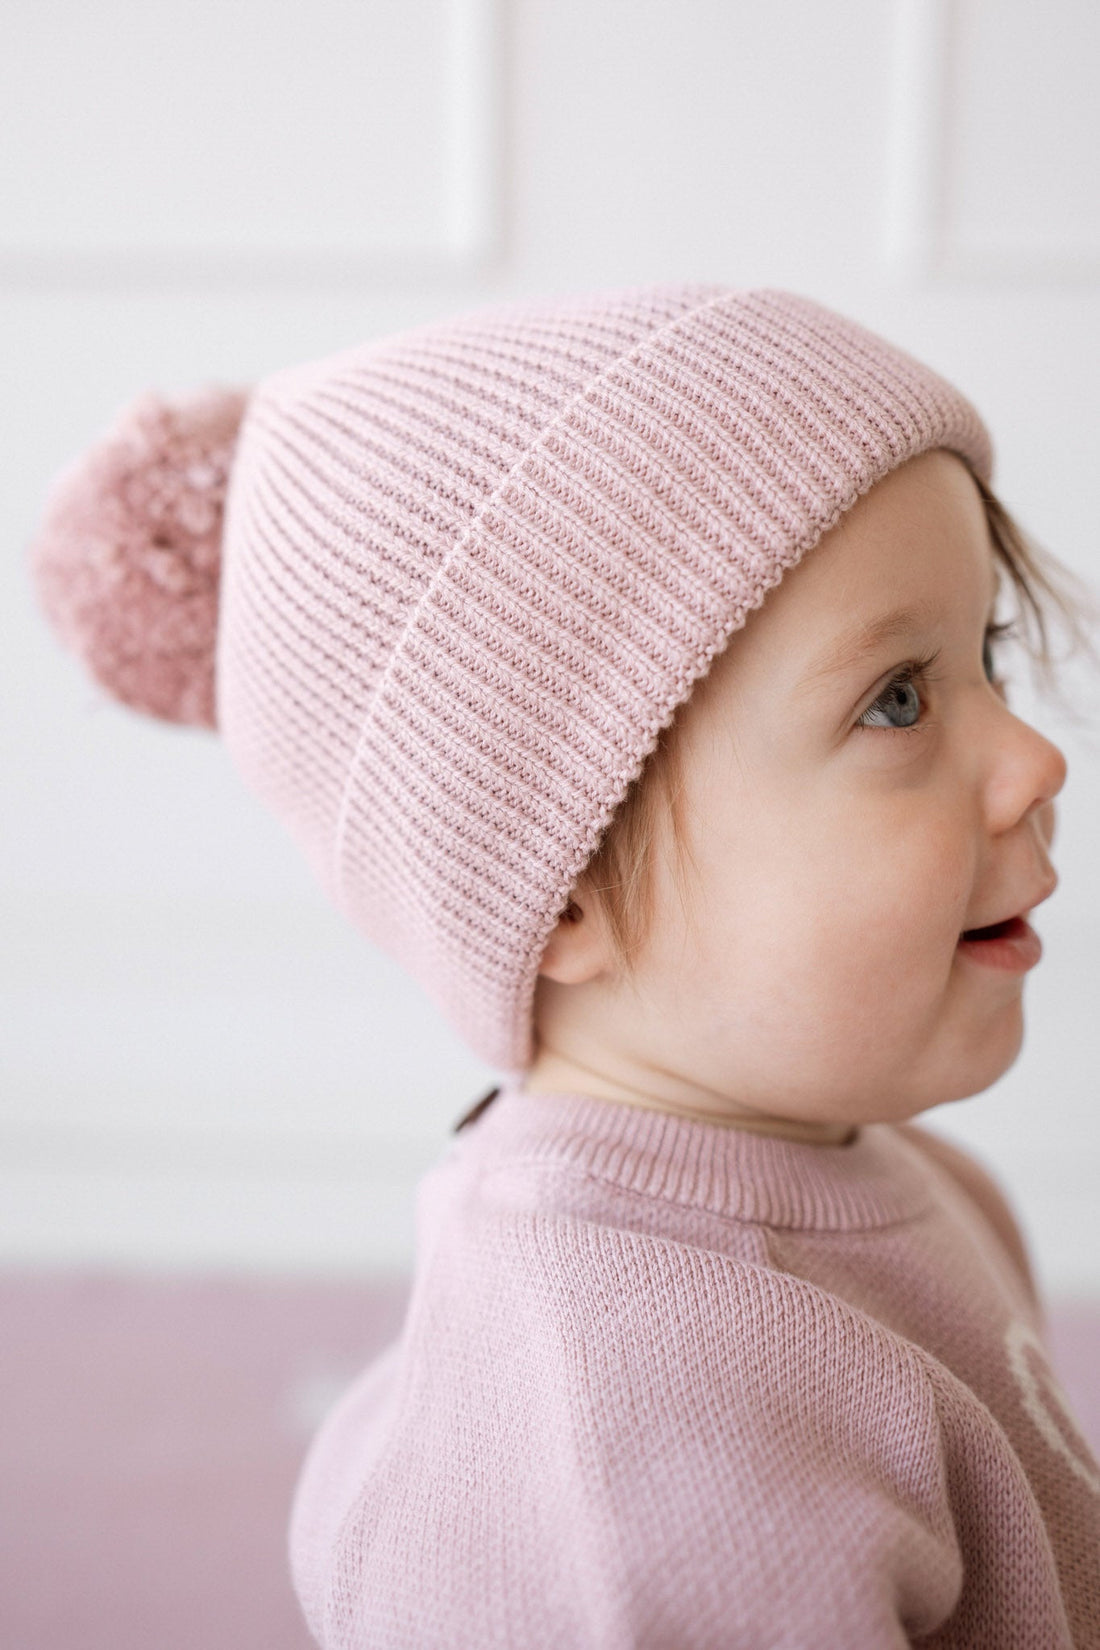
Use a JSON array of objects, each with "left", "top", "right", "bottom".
[{"left": 4, "top": 0, "right": 1100, "bottom": 1291}]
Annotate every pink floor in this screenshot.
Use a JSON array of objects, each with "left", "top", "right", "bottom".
[{"left": 2, "top": 1272, "right": 1098, "bottom": 1650}]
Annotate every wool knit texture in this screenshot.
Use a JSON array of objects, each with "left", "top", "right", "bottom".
[
  {"left": 215, "top": 285, "right": 992, "bottom": 1074},
  {"left": 289, "top": 1085, "right": 1100, "bottom": 1649}
]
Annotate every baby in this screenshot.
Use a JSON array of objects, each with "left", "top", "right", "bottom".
[{"left": 32, "top": 285, "right": 1100, "bottom": 1646}]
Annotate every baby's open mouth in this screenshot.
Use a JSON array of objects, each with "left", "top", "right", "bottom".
[
  {"left": 956, "top": 915, "right": 1041, "bottom": 970},
  {"left": 961, "top": 918, "right": 1017, "bottom": 942}
]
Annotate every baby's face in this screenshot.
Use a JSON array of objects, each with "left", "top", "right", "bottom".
[{"left": 530, "top": 449, "right": 1066, "bottom": 1138}]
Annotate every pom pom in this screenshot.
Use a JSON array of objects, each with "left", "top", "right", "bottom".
[{"left": 30, "top": 384, "right": 251, "bottom": 729}]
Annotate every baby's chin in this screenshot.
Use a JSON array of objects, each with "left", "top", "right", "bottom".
[
  {"left": 784, "top": 1064, "right": 1021, "bottom": 1131},
  {"left": 888, "top": 1030, "right": 1027, "bottom": 1122}
]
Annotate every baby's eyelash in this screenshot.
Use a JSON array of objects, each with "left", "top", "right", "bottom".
[
  {"left": 897, "top": 646, "right": 943, "bottom": 679},
  {"left": 986, "top": 618, "right": 1019, "bottom": 649},
  {"left": 878, "top": 649, "right": 943, "bottom": 718},
  {"left": 851, "top": 653, "right": 938, "bottom": 737},
  {"left": 864, "top": 646, "right": 943, "bottom": 726},
  {"left": 856, "top": 620, "right": 1019, "bottom": 737},
  {"left": 982, "top": 619, "right": 1019, "bottom": 690}
]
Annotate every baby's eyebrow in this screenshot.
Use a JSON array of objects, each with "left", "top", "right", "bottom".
[
  {"left": 800, "top": 603, "right": 940, "bottom": 688},
  {"left": 800, "top": 576, "right": 1001, "bottom": 690}
]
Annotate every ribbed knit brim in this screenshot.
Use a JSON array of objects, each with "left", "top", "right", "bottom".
[{"left": 216, "top": 284, "right": 993, "bottom": 1075}]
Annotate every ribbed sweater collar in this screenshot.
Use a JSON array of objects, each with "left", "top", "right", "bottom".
[{"left": 461, "top": 1083, "right": 933, "bottom": 1232}]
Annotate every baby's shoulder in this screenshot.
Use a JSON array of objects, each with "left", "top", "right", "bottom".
[
  {"left": 471, "top": 1147, "right": 774, "bottom": 1266},
  {"left": 456, "top": 1160, "right": 938, "bottom": 1397}
]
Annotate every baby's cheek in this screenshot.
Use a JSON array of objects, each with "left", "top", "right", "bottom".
[{"left": 824, "top": 884, "right": 944, "bottom": 1001}]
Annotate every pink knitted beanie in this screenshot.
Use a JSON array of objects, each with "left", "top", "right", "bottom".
[{"left": 31, "top": 283, "right": 993, "bottom": 1075}]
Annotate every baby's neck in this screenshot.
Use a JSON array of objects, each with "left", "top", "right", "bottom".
[{"left": 520, "top": 1053, "right": 858, "bottom": 1147}]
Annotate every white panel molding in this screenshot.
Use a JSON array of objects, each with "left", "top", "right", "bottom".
[
  {"left": 0, "top": 0, "right": 499, "bottom": 290},
  {"left": 0, "top": 1121, "right": 433, "bottom": 1272},
  {"left": 0, "top": 1118, "right": 437, "bottom": 1183},
  {"left": 443, "top": 0, "right": 500, "bottom": 260},
  {"left": 884, "top": 0, "right": 1100, "bottom": 282},
  {"left": 883, "top": 0, "right": 951, "bottom": 278}
]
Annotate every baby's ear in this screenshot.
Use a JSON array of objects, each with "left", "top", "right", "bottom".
[{"left": 536, "top": 880, "right": 612, "bottom": 985}]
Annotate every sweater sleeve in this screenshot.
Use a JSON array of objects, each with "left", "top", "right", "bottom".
[
  {"left": 520, "top": 1218, "right": 965, "bottom": 1649},
  {"left": 317, "top": 1208, "right": 969, "bottom": 1649}
]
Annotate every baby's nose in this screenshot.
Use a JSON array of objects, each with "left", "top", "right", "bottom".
[
  {"left": 1020, "top": 718, "right": 1067, "bottom": 824},
  {"left": 986, "top": 709, "right": 1066, "bottom": 843}
]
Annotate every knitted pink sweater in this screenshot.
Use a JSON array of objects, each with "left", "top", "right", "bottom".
[{"left": 289, "top": 1086, "right": 1100, "bottom": 1647}]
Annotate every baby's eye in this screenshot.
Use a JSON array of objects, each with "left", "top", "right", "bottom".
[
  {"left": 983, "top": 618, "right": 1017, "bottom": 694},
  {"left": 982, "top": 630, "right": 1002, "bottom": 683},
  {"left": 856, "top": 662, "right": 930, "bottom": 733},
  {"left": 855, "top": 622, "right": 1016, "bottom": 736}
]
